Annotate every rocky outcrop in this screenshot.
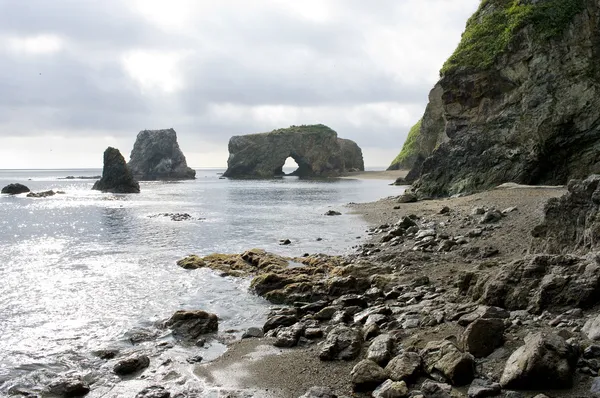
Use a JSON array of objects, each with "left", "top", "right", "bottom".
[
  {"left": 92, "top": 147, "right": 140, "bottom": 193},
  {"left": 533, "top": 175, "right": 600, "bottom": 253},
  {"left": 388, "top": 83, "right": 446, "bottom": 174},
  {"left": 165, "top": 310, "right": 218, "bottom": 340},
  {"left": 398, "top": 0, "right": 600, "bottom": 196},
  {"left": 222, "top": 125, "right": 364, "bottom": 178},
  {"left": 128, "top": 129, "right": 196, "bottom": 180},
  {"left": 1, "top": 183, "right": 30, "bottom": 195}
]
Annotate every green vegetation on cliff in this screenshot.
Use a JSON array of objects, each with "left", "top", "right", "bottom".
[
  {"left": 389, "top": 119, "right": 422, "bottom": 169},
  {"left": 441, "top": 0, "right": 585, "bottom": 75},
  {"left": 271, "top": 124, "right": 335, "bottom": 135}
]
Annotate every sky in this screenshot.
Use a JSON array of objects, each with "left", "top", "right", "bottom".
[{"left": 0, "top": 0, "right": 480, "bottom": 169}]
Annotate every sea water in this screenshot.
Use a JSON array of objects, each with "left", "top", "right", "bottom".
[{"left": 0, "top": 168, "right": 400, "bottom": 396}]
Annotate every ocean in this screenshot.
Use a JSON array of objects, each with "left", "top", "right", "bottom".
[{"left": 0, "top": 168, "right": 400, "bottom": 396}]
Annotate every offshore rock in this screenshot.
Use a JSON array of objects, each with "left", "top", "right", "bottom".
[
  {"left": 1, "top": 183, "right": 30, "bottom": 195},
  {"left": 403, "top": 0, "right": 600, "bottom": 196},
  {"left": 222, "top": 124, "right": 364, "bottom": 178},
  {"left": 128, "top": 129, "right": 196, "bottom": 180},
  {"left": 92, "top": 147, "right": 140, "bottom": 193}
]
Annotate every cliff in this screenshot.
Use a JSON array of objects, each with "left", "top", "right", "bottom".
[
  {"left": 397, "top": 0, "right": 600, "bottom": 196},
  {"left": 222, "top": 125, "right": 364, "bottom": 178},
  {"left": 128, "top": 129, "right": 196, "bottom": 181}
]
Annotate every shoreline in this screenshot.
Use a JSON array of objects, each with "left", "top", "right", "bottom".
[{"left": 339, "top": 169, "right": 408, "bottom": 181}]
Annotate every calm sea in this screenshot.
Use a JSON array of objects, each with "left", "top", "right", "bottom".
[{"left": 0, "top": 168, "right": 400, "bottom": 396}]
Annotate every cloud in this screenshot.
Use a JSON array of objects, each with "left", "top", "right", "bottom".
[{"left": 0, "top": 0, "right": 480, "bottom": 168}]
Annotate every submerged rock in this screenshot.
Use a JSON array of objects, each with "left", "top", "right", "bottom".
[
  {"left": 92, "top": 147, "right": 140, "bottom": 193},
  {"left": 113, "top": 354, "right": 150, "bottom": 375},
  {"left": 27, "top": 190, "right": 58, "bottom": 198},
  {"left": 47, "top": 377, "right": 90, "bottom": 397},
  {"left": 128, "top": 129, "right": 196, "bottom": 180},
  {"left": 1, "top": 183, "right": 30, "bottom": 195},
  {"left": 222, "top": 124, "right": 364, "bottom": 178}
]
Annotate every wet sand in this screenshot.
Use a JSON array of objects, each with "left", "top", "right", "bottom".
[{"left": 340, "top": 170, "right": 408, "bottom": 181}]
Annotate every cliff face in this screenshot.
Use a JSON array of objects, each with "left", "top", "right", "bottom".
[
  {"left": 128, "top": 129, "right": 196, "bottom": 181},
  {"left": 222, "top": 125, "right": 364, "bottom": 178},
  {"left": 403, "top": 0, "right": 600, "bottom": 196}
]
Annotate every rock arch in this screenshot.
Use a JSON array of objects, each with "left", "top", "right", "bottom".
[{"left": 222, "top": 125, "right": 364, "bottom": 178}]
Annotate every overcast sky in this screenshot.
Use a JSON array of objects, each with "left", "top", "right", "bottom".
[{"left": 0, "top": 0, "right": 479, "bottom": 169}]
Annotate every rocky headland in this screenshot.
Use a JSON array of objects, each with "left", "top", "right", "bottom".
[
  {"left": 223, "top": 125, "right": 364, "bottom": 178},
  {"left": 128, "top": 129, "right": 196, "bottom": 180},
  {"left": 92, "top": 147, "right": 140, "bottom": 193}
]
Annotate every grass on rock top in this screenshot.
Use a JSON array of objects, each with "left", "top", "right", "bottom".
[
  {"left": 441, "top": 0, "right": 585, "bottom": 75},
  {"left": 389, "top": 118, "right": 422, "bottom": 169}
]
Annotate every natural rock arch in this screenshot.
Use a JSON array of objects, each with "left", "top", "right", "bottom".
[{"left": 223, "top": 125, "right": 364, "bottom": 178}]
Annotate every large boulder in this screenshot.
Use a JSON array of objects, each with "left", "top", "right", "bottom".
[
  {"left": 385, "top": 352, "right": 422, "bottom": 382},
  {"left": 128, "top": 129, "right": 196, "bottom": 180},
  {"left": 533, "top": 175, "right": 600, "bottom": 253},
  {"left": 460, "top": 318, "right": 505, "bottom": 358},
  {"left": 165, "top": 310, "right": 218, "bottom": 340},
  {"left": 500, "top": 332, "right": 578, "bottom": 389},
  {"left": 319, "top": 325, "right": 363, "bottom": 361},
  {"left": 401, "top": 0, "right": 600, "bottom": 196},
  {"left": 1, "top": 183, "right": 30, "bottom": 195},
  {"left": 470, "top": 254, "right": 600, "bottom": 313},
  {"left": 92, "top": 147, "right": 140, "bottom": 193},
  {"left": 420, "top": 340, "right": 475, "bottom": 386},
  {"left": 222, "top": 124, "right": 364, "bottom": 178},
  {"left": 350, "top": 359, "right": 388, "bottom": 392}
]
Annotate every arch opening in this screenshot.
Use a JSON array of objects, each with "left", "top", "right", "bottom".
[{"left": 282, "top": 157, "right": 299, "bottom": 175}]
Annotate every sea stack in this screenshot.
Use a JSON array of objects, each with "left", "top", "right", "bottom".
[
  {"left": 390, "top": 0, "right": 600, "bottom": 197},
  {"left": 92, "top": 147, "right": 140, "bottom": 193},
  {"left": 223, "top": 124, "right": 364, "bottom": 178},
  {"left": 128, "top": 129, "right": 196, "bottom": 180}
]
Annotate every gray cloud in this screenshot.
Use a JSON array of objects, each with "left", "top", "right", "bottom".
[{"left": 0, "top": 0, "right": 479, "bottom": 167}]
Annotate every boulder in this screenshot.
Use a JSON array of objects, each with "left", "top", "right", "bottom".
[
  {"left": 299, "top": 386, "right": 338, "bottom": 398},
  {"left": 319, "top": 325, "right": 363, "bottom": 361},
  {"left": 584, "top": 314, "right": 600, "bottom": 340},
  {"left": 350, "top": 359, "right": 388, "bottom": 392},
  {"left": 92, "top": 147, "right": 140, "bottom": 193},
  {"left": 372, "top": 379, "right": 409, "bottom": 398},
  {"left": 367, "top": 334, "right": 395, "bottom": 366},
  {"left": 242, "top": 327, "right": 264, "bottom": 339},
  {"left": 165, "top": 310, "right": 218, "bottom": 340},
  {"left": 471, "top": 254, "right": 600, "bottom": 313},
  {"left": 222, "top": 124, "right": 364, "bottom": 178},
  {"left": 385, "top": 352, "right": 422, "bottom": 383},
  {"left": 500, "top": 332, "right": 578, "bottom": 389},
  {"left": 460, "top": 318, "right": 505, "bottom": 358},
  {"left": 113, "top": 354, "right": 150, "bottom": 375},
  {"left": 405, "top": 1, "right": 600, "bottom": 197},
  {"left": 420, "top": 380, "right": 452, "bottom": 398},
  {"left": 1, "top": 183, "right": 30, "bottom": 195},
  {"left": 135, "top": 386, "right": 170, "bottom": 398},
  {"left": 263, "top": 314, "right": 298, "bottom": 333},
  {"left": 467, "top": 379, "right": 501, "bottom": 398},
  {"left": 421, "top": 340, "right": 475, "bottom": 386},
  {"left": 273, "top": 324, "right": 304, "bottom": 348},
  {"left": 128, "top": 129, "right": 195, "bottom": 180},
  {"left": 47, "top": 377, "right": 90, "bottom": 397}
]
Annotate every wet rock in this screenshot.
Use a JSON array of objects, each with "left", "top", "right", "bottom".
[
  {"left": 500, "top": 332, "right": 578, "bottom": 389},
  {"left": 92, "top": 147, "right": 140, "bottom": 193},
  {"left": 367, "top": 334, "right": 395, "bottom": 366},
  {"left": 460, "top": 318, "right": 504, "bottom": 358},
  {"left": 480, "top": 210, "right": 503, "bottom": 224},
  {"left": 92, "top": 348, "right": 119, "bottom": 360},
  {"left": 27, "top": 190, "right": 57, "bottom": 198},
  {"left": 114, "top": 354, "right": 150, "bottom": 375},
  {"left": 125, "top": 327, "right": 159, "bottom": 345},
  {"left": 467, "top": 379, "right": 501, "bottom": 398},
  {"left": 372, "top": 379, "right": 409, "bottom": 398},
  {"left": 47, "top": 377, "right": 90, "bottom": 397},
  {"left": 186, "top": 355, "right": 203, "bottom": 364},
  {"left": 319, "top": 325, "right": 363, "bottom": 361},
  {"left": 299, "top": 386, "right": 338, "bottom": 398},
  {"left": 421, "top": 340, "right": 475, "bottom": 386},
  {"left": 420, "top": 380, "right": 452, "bottom": 398},
  {"left": 166, "top": 310, "right": 218, "bottom": 340},
  {"left": 263, "top": 315, "right": 298, "bottom": 333},
  {"left": 135, "top": 386, "right": 171, "bottom": 398},
  {"left": 472, "top": 254, "right": 600, "bottom": 313},
  {"left": 584, "top": 314, "right": 600, "bottom": 340},
  {"left": 385, "top": 352, "right": 422, "bottom": 382},
  {"left": 128, "top": 128, "right": 195, "bottom": 180},
  {"left": 325, "top": 210, "right": 342, "bottom": 216},
  {"left": 280, "top": 239, "right": 292, "bottom": 245},
  {"left": 351, "top": 359, "right": 388, "bottom": 392},
  {"left": 1, "top": 183, "right": 30, "bottom": 195},
  {"left": 242, "top": 327, "right": 264, "bottom": 339}
]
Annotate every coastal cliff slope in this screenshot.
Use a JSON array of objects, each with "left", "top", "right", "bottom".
[
  {"left": 394, "top": 0, "right": 600, "bottom": 196},
  {"left": 223, "top": 124, "right": 364, "bottom": 178},
  {"left": 128, "top": 129, "right": 196, "bottom": 180}
]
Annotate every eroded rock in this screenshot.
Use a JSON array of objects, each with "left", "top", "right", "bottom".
[
  {"left": 319, "top": 326, "right": 363, "bottom": 361},
  {"left": 92, "top": 147, "right": 140, "bottom": 193},
  {"left": 166, "top": 310, "right": 218, "bottom": 340},
  {"left": 114, "top": 354, "right": 150, "bottom": 375},
  {"left": 1, "top": 183, "right": 30, "bottom": 195},
  {"left": 421, "top": 340, "right": 475, "bottom": 386},
  {"left": 350, "top": 359, "right": 388, "bottom": 392}
]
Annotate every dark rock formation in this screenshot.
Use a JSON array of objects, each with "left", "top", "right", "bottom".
[
  {"left": 92, "top": 147, "right": 140, "bottom": 193},
  {"left": 533, "top": 175, "right": 600, "bottom": 253},
  {"left": 420, "top": 340, "right": 475, "bottom": 386},
  {"left": 222, "top": 125, "right": 364, "bottom": 178},
  {"left": 1, "top": 183, "right": 30, "bottom": 195},
  {"left": 113, "top": 354, "right": 150, "bottom": 375},
  {"left": 165, "top": 310, "right": 218, "bottom": 340},
  {"left": 47, "top": 377, "right": 90, "bottom": 397},
  {"left": 128, "top": 129, "right": 196, "bottom": 180},
  {"left": 396, "top": 0, "right": 600, "bottom": 196},
  {"left": 27, "top": 190, "right": 58, "bottom": 198}
]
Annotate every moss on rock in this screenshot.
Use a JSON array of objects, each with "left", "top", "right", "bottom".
[{"left": 388, "top": 119, "right": 423, "bottom": 170}]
